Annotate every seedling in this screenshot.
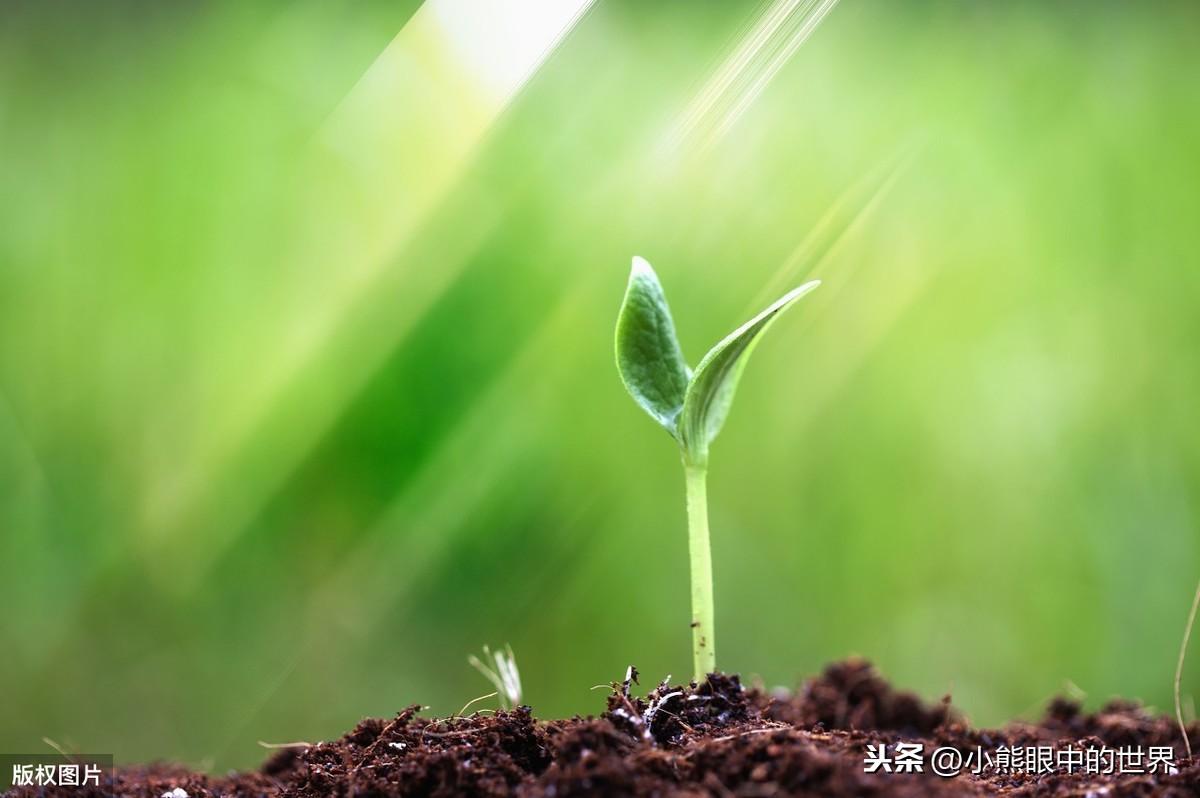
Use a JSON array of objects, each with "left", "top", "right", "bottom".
[
  {"left": 615, "top": 256, "right": 820, "bottom": 682},
  {"left": 469, "top": 644, "right": 523, "bottom": 710}
]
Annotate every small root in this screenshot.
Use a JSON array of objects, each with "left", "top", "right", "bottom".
[
  {"left": 457, "top": 691, "right": 499, "bottom": 718},
  {"left": 1176, "top": 575, "right": 1200, "bottom": 759}
]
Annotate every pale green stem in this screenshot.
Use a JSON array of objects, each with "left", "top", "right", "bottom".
[{"left": 683, "top": 456, "right": 715, "bottom": 681}]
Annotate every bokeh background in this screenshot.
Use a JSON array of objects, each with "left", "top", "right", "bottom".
[{"left": 3, "top": 0, "right": 1200, "bottom": 770}]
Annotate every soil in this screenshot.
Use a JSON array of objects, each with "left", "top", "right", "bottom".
[{"left": 13, "top": 659, "right": 1200, "bottom": 797}]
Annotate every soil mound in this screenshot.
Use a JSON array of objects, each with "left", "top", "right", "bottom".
[{"left": 15, "top": 660, "right": 1200, "bottom": 797}]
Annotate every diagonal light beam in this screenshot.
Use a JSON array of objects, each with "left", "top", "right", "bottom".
[
  {"left": 143, "top": 0, "right": 597, "bottom": 585},
  {"left": 305, "top": 285, "right": 599, "bottom": 644},
  {"left": 742, "top": 145, "right": 916, "bottom": 318},
  {"left": 665, "top": 0, "right": 840, "bottom": 156}
]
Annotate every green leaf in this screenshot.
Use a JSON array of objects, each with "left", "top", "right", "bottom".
[
  {"left": 615, "top": 257, "right": 691, "bottom": 438},
  {"left": 677, "top": 280, "right": 820, "bottom": 460}
]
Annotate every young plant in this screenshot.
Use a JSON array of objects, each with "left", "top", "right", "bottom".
[
  {"left": 469, "top": 644, "right": 523, "bottom": 710},
  {"left": 615, "top": 256, "right": 820, "bottom": 682}
]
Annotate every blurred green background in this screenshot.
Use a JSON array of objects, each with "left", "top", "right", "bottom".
[{"left": 3, "top": 0, "right": 1200, "bottom": 771}]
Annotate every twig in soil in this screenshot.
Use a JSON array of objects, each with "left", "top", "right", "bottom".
[
  {"left": 1175, "top": 574, "right": 1200, "bottom": 758},
  {"left": 420, "top": 726, "right": 493, "bottom": 739},
  {"left": 676, "top": 725, "right": 796, "bottom": 760},
  {"left": 700, "top": 724, "right": 794, "bottom": 746},
  {"left": 257, "top": 740, "right": 314, "bottom": 749}
]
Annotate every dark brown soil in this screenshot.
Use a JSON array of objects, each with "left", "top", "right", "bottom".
[{"left": 14, "top": 659, "right": 1200, "bottom": 797}]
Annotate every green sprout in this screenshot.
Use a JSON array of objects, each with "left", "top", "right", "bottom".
[
  {"left": 615, "top": 256, "right": 820, "bottom": 682},
  {"left": 469, "top": 644, "right": 523, "bottom": 710}
]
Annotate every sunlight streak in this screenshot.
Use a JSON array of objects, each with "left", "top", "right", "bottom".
[
  {"left": 305, "top": 288, "right": 598, "bottom": 645},
  {"left": 665, "top": 0, "right": 840, "bottom": 155},
  {"left": 142, "top": 0, "right": 597, "bottom": 586},
  {"left": 742, "top": 145, "right": 916, "bottom": 318}
]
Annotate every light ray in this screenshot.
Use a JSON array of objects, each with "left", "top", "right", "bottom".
[
  {"left": 665, "top": 0, "right": 840, "bottom": 156},
  {"left": 304, "top": 286, "right": 598, "bottom": 646},
  {"left": 742, "top": 145, "right": 917, "bottom": 318},
  {"left": 141, "top": 0, "right": 597, "bottom": 586}
]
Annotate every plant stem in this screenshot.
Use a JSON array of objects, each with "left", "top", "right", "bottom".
[
  {"left": 683, "top": 457, "right": 715, "bottom": 682},
  {"left": 1176, "top": 575, "right": 1200, "bottom": 758}
]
